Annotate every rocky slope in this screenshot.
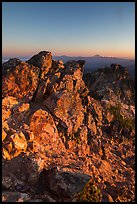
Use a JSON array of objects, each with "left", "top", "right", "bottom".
[
  {"left": 2, "top": 51, "right": 135, "bottom": 202},
  {"left": 83, "top": 64, "right": 135, "bottom": 105}
]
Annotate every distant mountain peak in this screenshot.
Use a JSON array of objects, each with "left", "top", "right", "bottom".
[{"left": 92, "top": 54, "right": 102, "bottom": 58}]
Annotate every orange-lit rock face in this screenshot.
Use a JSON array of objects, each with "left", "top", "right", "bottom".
[
  {"left": 29, "top": 109, "right": 64, "bottom": 152},
  {"left": 30, "top": 109, "right": 57, "bottom": 139},
  {"left": 2, "top": 62, "right": 40, "bottom": 102},
  {"left": 2, "top": 96, "right": 19, "bottom": 148},
  {"left": 11, "top": 132, "right": 27, "bottom": 151},
  {"left": 2, "top": 95, "right": 32, "bottom": 160},
  {"left": 2, "top": 96, "right": 18, "bottom": 121},
  {"left": 2, "top": 52, "right": 135, "bottom": 202}
]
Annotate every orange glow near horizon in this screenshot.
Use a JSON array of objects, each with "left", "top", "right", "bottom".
[
  {"left": 2, "top": 2, "right": 135, "bottom": 61},
  {"left": 2, "top": 48, "right": 135, "bottom": 59},
  {"left": 51, "top": 50, "right": 135, "bottom": 59}
]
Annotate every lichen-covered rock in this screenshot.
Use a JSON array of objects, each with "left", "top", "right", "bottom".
[
  {"left": 2, "top": 96, "right": 33, "bottom": 159},
  {"left": 75, "top": 179, "right": 102, "bottom": 202},
  {"left": 2, "top": 61, "right": 40, "bottom": 102}
]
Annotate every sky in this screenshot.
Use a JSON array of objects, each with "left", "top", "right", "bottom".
[{"left": 2, "top": 2, "right": 135, "bottom": 59}]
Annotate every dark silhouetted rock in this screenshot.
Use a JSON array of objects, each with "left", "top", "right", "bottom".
[
  {"left": 27, "top": 51, "right": 52, "bottom": 78},
  {"left": 37, "top": 167, "right": 91, "bottom": 201},
  {"left": 2, "top": 191, "right": 30, "bottom": 202}
]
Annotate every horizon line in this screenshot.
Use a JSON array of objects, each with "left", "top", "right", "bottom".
[{"left": 2, "top": 54, "right": 135, "bottom": 61}]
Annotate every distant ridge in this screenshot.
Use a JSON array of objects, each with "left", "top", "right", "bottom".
[
  {"left": 92, "top": 54, "right": 103, "bottom": 58},
  {"left": 3, "top": 54, "right": 134, "bottom": 79},
  {"left": 52, "top": 55, "right": 135, "bottom": 79}
]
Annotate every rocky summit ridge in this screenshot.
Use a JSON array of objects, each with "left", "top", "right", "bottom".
[{"left": 2, "top": 51, "right": 135, "bottom": 202}]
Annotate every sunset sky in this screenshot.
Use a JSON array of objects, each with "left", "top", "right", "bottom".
[{"left": 2, "top": 2, "right": 135, "bottom": 59}]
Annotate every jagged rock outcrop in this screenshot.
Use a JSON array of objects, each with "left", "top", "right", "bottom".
[
  {"left": 2, "top": 58, "right": 21, "bottom": 75},
  {"left": 27, "top": 51, "right": 52, "bottom": 78},
  {"left": 2, "top": 60, "right": 40, "bottom": 102},
  {"left": 2, "top": 51, "right": 135, "bottom": 202},
  {"left": 83, "top": 64, "right": 135, "bottom": 143},
  {"left": 83, "top": 64, "right": 135, "bottom": 106}
]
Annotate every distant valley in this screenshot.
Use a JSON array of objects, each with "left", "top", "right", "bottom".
[{"left": 53, "top": 55, "right": 135, "bottom": 79}]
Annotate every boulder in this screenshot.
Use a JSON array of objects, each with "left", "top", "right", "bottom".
[{"left": 37, "top": 167, "right": 91, "bottom": 201}]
